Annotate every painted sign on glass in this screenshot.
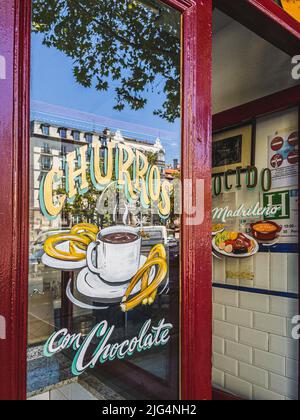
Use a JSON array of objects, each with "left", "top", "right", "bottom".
[{"left": 40, "top": 142, "right": 176, "bottom": 373}]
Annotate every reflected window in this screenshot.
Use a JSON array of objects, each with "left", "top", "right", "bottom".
[
  {"left": 85, "top": 133, "right": 93, "bottom": 144},
  {"left": 60, "top": 145, "right": 67, "bottom": 156},
  {"left": 41, "top": 155, "right": 52, "bottom": 171},
  {"left": 41, "top": 124, "right": 50, "bottom": 136},
  {"left": 42, "top": 142, "right": 51, "bottom": 154},
  {"left": 72, "top": 130, "right": 80, "bottom": 142},
  {"left": 58, "top": 127, "right": 67, "bottom": 139}
]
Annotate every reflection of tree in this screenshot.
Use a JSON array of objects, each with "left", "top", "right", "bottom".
[
  {"left": 57, "top": 172, "right": 101, "bottom": 226},
  {"left": 145, "top": 151, "right": 159, "bottom": 166},
  {"left": 32, "top": 0, "right": 180, "bottom": 123}
]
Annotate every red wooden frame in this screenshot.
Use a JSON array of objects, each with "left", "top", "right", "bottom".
[
  {"left": 181, "top": 0, "right": 213, "bottom": 400},
  {"left": 0, "top": 0, "right": 30, "bottom": 400},
  {"left": 0, "top": 0, "right": 213, "bottom": 401},
  {"left": 215, "top": 0, "right": 300, "bottom": 56},
  {"left": 298, "top": 104, "right": 300, "bottom": 402}
]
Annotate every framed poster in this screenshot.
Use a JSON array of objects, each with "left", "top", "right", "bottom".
[{"left": 212, "top": 123, "right": 255, "bottom": 175}]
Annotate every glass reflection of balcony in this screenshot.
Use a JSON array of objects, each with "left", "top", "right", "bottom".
[
  {"left": 41, "top": 156, "right": 52, "bottom": 171},
  {"left": 41, "top": 143, "right": 52, "bottom": 155}
]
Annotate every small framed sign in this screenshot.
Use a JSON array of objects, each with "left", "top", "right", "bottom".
[{"left": 213, "top": 122, "right": 255, "bottom": 175}]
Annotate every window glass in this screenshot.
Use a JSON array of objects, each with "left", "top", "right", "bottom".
[
  {"left": 41, "top": 124, "right": 50, "bottom": 136},
  {"left": 72, "top": 131, "right": 80, "bottom": 142},
  {"left": 28, "top": 0, "right": 181, "bottom": 401},
  {"left": 58, "top": 128, "right": 67, "bottom": 139}
]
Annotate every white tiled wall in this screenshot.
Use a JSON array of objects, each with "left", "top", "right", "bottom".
[
  {"left": 212, "top": 286, "right": 299, "bottom": 400},
  {"left": 214, "top": 253, "right": 298, "bottom": 295}
]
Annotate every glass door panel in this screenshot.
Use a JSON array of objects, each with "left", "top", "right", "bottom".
[{"left": 28, "top": 0, "right": 181, "bottom": 400}]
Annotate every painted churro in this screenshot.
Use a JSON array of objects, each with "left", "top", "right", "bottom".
[
  {"left": 121, "top": 247, "right": 168, "bottom": 312},
  {"left": 44, "top": 223, "right": 99, "bottom": 262}
]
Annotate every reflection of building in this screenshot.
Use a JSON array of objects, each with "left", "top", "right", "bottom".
[
  {"left": 30, "top": 121, "right": 166, "bottom": 239},
  {"left": 164, "top": 159, "right": 180, "bottom": 181}
]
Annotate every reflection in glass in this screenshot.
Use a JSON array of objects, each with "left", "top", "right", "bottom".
[{"left": 28, "top": 0, "right": 181, "bottom": 401}]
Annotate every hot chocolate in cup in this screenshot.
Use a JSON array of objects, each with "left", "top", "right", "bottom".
[{"left": 87, "top": 226, "right": 141, "bottom": 283}]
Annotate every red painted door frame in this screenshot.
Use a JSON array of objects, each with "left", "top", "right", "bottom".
[
  {"left": 0, "top": 0, "right": 213, "bottom": 400},
  {"left": 0, "top": 0, "right": 30, "bottom": 400},
  {"left": 181, "top": 0, "right": 213, "bottom": 400}
]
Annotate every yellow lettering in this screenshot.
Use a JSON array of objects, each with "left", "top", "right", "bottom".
[
  {"left": 66, "top": 145, "right": 89, "bottom": 200},
  {"left": 42, "top": 167, "right": 66, "bottom": 217},
  {"left": 148, "top": 165, "right": 161, "bottom": 202},
  {"left": 118, "top": 144, "right": 137, "bottom": 200},
  {"left": 91, "top": 140, "right": 114, "bottom": 188},
  {"left": 135, "top": 150, "right": 150, "bottom": 206},
  {"left": 158, "top": 181, "right": 172, "bottom": 218}
]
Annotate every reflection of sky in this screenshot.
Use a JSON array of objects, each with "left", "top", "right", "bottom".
[{"left": 30, "top": 34, "right": 181, "bottom": 164}]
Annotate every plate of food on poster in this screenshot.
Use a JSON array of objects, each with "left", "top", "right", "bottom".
[{"left": 212, "top": 231, "right": 259, "bottom": 258}]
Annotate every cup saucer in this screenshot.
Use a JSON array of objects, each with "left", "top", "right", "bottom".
[{"left": 76, "top": 255, "right": 155, "bottom": 303}]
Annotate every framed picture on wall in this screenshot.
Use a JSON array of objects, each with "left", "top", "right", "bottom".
[{"left": 212, "top": 122, "right": 255, "bottom": 175}]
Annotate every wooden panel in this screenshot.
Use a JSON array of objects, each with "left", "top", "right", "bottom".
[{"left": 181, "top": 0, "right": 213, "bottom": 400}]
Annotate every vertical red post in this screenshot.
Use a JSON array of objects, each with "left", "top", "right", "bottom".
[
  {"left": 181, "top": 0, "right": 213, "bottom": 400},
  {"left": 0, "top": 0, "right": 30, "bottom": 400}
]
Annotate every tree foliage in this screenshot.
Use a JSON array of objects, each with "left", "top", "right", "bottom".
[{"left": 32, "top": 0, "right": 181, "bottom": 122}]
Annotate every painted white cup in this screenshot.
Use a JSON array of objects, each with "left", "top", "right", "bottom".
[{"left": 86, "top": 226, "right": 141, "bottom": 283}]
